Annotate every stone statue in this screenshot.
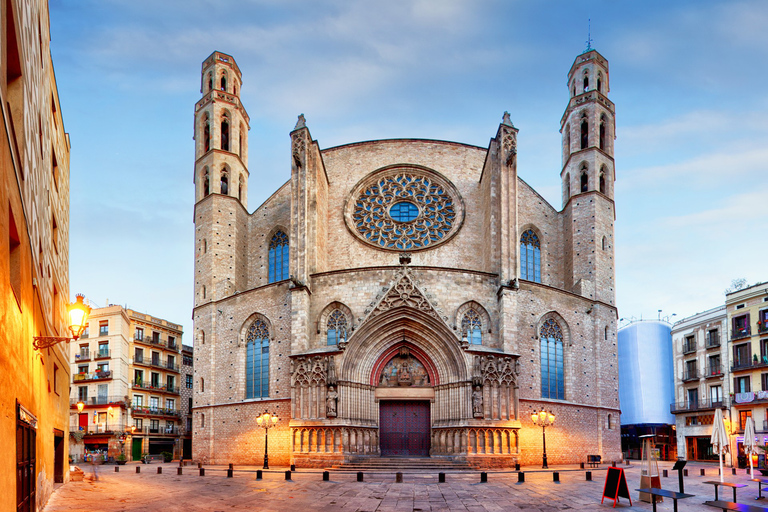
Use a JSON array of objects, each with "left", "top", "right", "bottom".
[
  {"left": 326, "top": 386, "right": 338, "bottom": 417},
  {"left": 472, "top": 386, "right": 484, "bottom": 418}
]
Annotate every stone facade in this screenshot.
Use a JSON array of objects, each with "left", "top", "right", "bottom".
[
  {"left": 1, "top": 0, "right": 73, "bottom": 509},
  {"left": 192, "top": 50, "right": 621, "bottom": 468}
]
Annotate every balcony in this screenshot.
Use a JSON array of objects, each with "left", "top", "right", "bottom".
[
  {"left": 94, "top": 349, "right": 111, "bottom": 360},
  {"left": 75, "top": 351, "right": 91, "bottom": 362},
  {"left": 682, "top": 368, "right": 699, "bottom": 382},
  {"left": 732, "top": 327, "right": 752, "bottom": 341},
  {"left": 70, "top": 396, "right": 128, "bottom": 408},
  {"left": 131, "top": 425, "right": 182, "bottom": 436},
  {"left": 670, "top": 398, "right": 728, "bottom": 413},
  {"left": 132, "top": 381, "right": 180, "bottom": 395},
  {"left": 69, "top": 423, "right": 128, "bottom": 435},
  {"left": 706, "top": 335, "right": 721, "bottom": 349},
  {"left": 731, "top": 358, "right": 768, "bottom": 373},
  {"left": 759, "top": 322, "right": 768, "bottom": 334},
  {"left": 133, "top": 335, "right": 180, "bottom": 352},
  {"left": 131, "top": 406, "right": 182, "bottom": 418},
  {"left": 703, "top": 365, "right": 723, "bottom": 378},
  {"left": 72, "top": 370, "right": 112, "bottom": 383},
  {"left": 682, "top": 340, "right": 697, "bottom": 354},
  {"left": 132, "top": 356, "right": 180, "bottom": 373}
]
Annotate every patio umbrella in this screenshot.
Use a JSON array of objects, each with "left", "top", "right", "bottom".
[
  {"left": 744, "top": 416, "right": 758, "bottom": 479},
  {"left": 711, "top": 408, "right": 729, "bottom": 483}
]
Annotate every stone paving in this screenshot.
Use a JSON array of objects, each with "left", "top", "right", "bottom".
[{"left": 45, "top": 460, "right": 765, "bottom": 511}]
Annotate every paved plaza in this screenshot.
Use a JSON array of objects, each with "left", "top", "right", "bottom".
[{"left": 45, "top": 460, "right": 761, "bottom": 511}]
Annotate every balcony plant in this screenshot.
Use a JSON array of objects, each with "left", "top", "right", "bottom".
[{"left": 115, "top": 453, "right": 127, "bottom": 465}]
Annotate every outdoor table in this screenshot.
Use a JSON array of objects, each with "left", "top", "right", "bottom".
[
  {"left": 705, "top": 481, "right": 748, "bottom": 502},
  {"left": 636, "top": 488, "right": 694, "bottom": 512},
  {"left": 704, "top": 500, "right": 768, "bottom": 512},
  {"left": 752, "top": 478, "right": 768, "bottom": 500}
]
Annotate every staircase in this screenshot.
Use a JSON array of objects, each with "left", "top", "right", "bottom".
[{"left": 328, "top": 457, "right": 473, "bottom": 472}]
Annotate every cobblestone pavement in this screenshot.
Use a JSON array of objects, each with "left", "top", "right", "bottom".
[{"left": 45, "top": 460, "right": 764, "bottom": 511}]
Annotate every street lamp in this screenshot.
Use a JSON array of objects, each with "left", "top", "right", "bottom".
[
  {"left": 33, "top": 294, "right": 91, "bottom": 350},
  {"left": 531, "top": 409, "right": 555, "bottom": 469},
  {"left": 256, "top": 411, "right": 278, "bottom": 469}
]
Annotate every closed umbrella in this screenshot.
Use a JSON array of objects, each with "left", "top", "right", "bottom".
[
  {"left": 744, "top": 416, "right": 758, "bottom": 479},
  {"left": 711, "top": 408, "right": 730, "bottom": 483}
]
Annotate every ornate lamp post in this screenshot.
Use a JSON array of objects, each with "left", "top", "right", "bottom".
[
  {"left": 33, "top": 294, "right": 91, "bottom": 350},
  {"left": 531, "top": 409, "right": 555, "bottom": 469},
  {"left": 256, "top": 411, "right": 278, "bottom": 469}
]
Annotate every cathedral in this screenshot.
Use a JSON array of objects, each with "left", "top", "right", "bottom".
[{"left": 191, "top": 48, "right": 621, "bottom": 467}]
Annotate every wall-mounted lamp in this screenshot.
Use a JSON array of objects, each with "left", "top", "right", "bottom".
[{"left": 33, "top": 294, "right": 91, "bottom": 350}]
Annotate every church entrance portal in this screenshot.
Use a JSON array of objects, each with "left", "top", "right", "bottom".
[{"left": 379, "top": 400, "right": 430, "bottom": 457}]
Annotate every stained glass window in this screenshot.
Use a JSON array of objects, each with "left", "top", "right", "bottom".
[
  {"left": 245, "top": 319, "right": 269, "bottom": 399},
  {"left": 326, "top": 309, "right": 347, "bottom": 346},
  {"left": 520, "top": 229, "right": 541, "bottom": 283},
  {"left": 268, "top": 231, "right": 289, "bottom": 283},
  {"left": 462, "top": 310, "right": 483, "bottom": 345},
  {"left": 540, "top": 319, "right": 564, "bottom": 399}
]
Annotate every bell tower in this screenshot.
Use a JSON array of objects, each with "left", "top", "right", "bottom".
[{"left": 560, "top": 49, "right": 616, "bottom": 305}]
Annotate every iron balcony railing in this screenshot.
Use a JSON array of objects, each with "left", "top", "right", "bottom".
[
  {"left": 731, "top": 358, "right": 768, "bottom": 372},
  {"left": 670, "top": 398, "right": 728, "bottom": 413},
  {"left": 133, "top": 335, "right": 180, "bottom": 352},
  {"left": 131, "top": 425, "right": 182, "bottom": 436},
  {"left": 70, "top": 396, "right": 128, "bottom": 408},
  {"left": 732, "top": 327, "right": 752, "bottom": 341},
  {"left": 759, "top": 323, "right": 768, "bottom": 334},
  {"left": 132, "top": 381, "right": 179, "bottom": 395},
  {"left": 682, "top": 340, "right": 697, "bottom": 354},
  {"left": 682, "top": 368, "right": 699, "bottom": 381},
  {"left": 131, "top": 406, "right": 182, "bottom": 418},
  {"left": 706, "top": 334, "right": 721, "bottom": 348},
  {"left": 703, "top": 365, "right": 722, "bottom": 377},
  {"left": 75, "top": 351, "right": 91, "bottom": 361},
  {"left": 94, "top": 349, "right": 111, "bottom": 360},
  {"left": 69, "top": 423, "right": 127, "bottom": 435},
  {"left": 72, "top": 370, "right": 112, "bottom": 382}
]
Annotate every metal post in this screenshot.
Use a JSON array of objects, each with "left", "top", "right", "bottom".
[
  {"left": 542, "top": 425, "right": 548, "bottom": 469},
  {"left": 263, "top": 429, "right": 269, "bottom": 469}
]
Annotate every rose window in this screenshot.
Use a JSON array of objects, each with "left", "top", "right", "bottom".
[{"left": 345, "top": 166, "right": 464, "bottom": 251}]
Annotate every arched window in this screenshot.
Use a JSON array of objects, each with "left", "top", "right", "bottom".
[
  {"left": 604, "top": 325, "right": 609, "bottom": 340},
  {"left": 565, "top": 124, "right": 571, "bottom": 155},
  {"left": 461, "top": 309, "right": 483, "bottom": 345},
  {"left": 203, "top": 239, "right": 207, "bottom": 253},
  {"left": 204, "top": 121, "right": 210, "bottom": 152},
  {"left": 200, "top": 378, "right": 204, "bottom": 392},
  {"left": 239, "top": 132, "right": 243, "bottom": 156},
  {"left": 326, "top": 309, "right": 347, "bottom": 345},
  {"left": 583, "top": 72, "right": 589, "bottom": 92},
  {"left": 565, "top": 173, "right": 571, "bottom": 199},
  {"left": 245, "top": 319, "right": 269, "bottom": 399},
  {"left": 233, "top": 84, "right": 237, "bottom": 95},
  {"left": 599, "top": 115, "right": 606, "bottom": 150},
  {"left": 601, "top": 236, "right": 606, "bottom": 250},
  {"left": 540, "top": 318, "right": 564, "bottom": 399},
  {"left": 220, "top": 171, "right": 228, "bottom": 195},
  {"left": 238, "top": 175, "right": 244, "bottom": 202},
  {"left": 580, "top": 115, "right": 588, "bottom": 149},
  {"left": 200, "top": 413, "right": 205, "bottom": 427},
  {"left": 221, "top": 75, "right": 227, "bottom": 91},
  {"left": 268, "top": 231, "right": 289, "bottom": 283},
  {"left": 599, "top": 172, "right": 606, "bottom": 194},
  {"left": 202, "top": 285, "right": 206, "bottom": 299},
  {"left": 203, "top": 168, "right": 210, "bottom": 196},
  {"left": 580, "top": 168, "right": 588, "bottom": 193},
  {"left": 221, "top": 118, "right": 229, "bottom": 151},
  {"left": 207, "top": 73, "right": 212, "bottom": 93},
  {"left": 607, "top": 413, "right": 612, "bottom": 429},
  {"left": 520, "top": 229, "right": 541, "bottom": 283},
  {"left": 597, "top": 73, "right": 602, "bottom": 93}
]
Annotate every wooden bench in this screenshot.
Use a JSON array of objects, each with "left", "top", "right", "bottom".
[
  {"left": 636, "top": 488, "right": 694, "bottom": 512},
  {"left": 142, "top": 454, "right": 164, "bottom": 464},
  {"left": 705, "top": 500, "right": 768, "bottom": 511},
  {"left": 587, "top": 454, "right": 601, "bottom": 468},
  {"left": 705, "top": 481, "right": 749, "bottom": 502},
  {"left": 753, "top": 478, "right": 768, "bottom": 500}
]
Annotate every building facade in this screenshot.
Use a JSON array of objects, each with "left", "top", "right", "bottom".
[
  {"left": 192, "top": 49, "right": 621, "bottom": 468},
  {"left": 671, "top": 306, "right": 728, "bottom": 463},
  {"left": 726, "top": 282, "right": 768, "bottom": 467},
  {"left": 180, "top": 344, "right": 194, "bottom": 459},
  {"left": 1, "top": 0, "right": 73, "bottom": 510},
  {"left": 618, "top": 320, "right": 676, "bottom": 460},
  {"left": 68, "top": 305, "right": 185, "bottom": 461}
]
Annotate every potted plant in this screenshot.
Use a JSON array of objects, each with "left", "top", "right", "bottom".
[
  {"left": 161, "top": 451, "right": 173, "bottom": 463},
  {"left": 116, "top": 453, "right": 127, "bottom": 465},
  {"left": 141, "top": 452, "right": 149, "bottom": 464}
]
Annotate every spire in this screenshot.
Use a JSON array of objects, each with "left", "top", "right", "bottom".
[
  {"left": 294, "top": 113, "right": 306, "bottom": 130},
  {"left": 584, "top": 19, "right": 594, "bottom": 53}
]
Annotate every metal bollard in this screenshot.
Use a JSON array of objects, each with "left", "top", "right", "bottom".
[
  {"left": 115, "top": 466, "right": 119, "bottom": 472},
  {"left": 177, "top": 468, "right": 183, "bottom": 475},
  {"left": 199, "top": 468, "right": 205, "bottom": 476},
  {"left": 256, "top": 470, "right": 262, "bottom": 480},
  {"left": 157, "top": 467, "right": 162, "bottom": 474},
  {"left": 480, "top": 472, "right": 488, "bottom": 483},
  {"left": 285, "top": 470, "right": 292, "bottom": 481},
  {"left": 198, "top": 462, "right": 202, "bottom": 469},
  {"left": 357, "top": 472, "right": 364, "bottom": 482},
  {"left": 663, "top": 469, "right": 668, "bottom": 478},
  {"left": 625, "top": 460, "right": 630, "bottom": 466},
  {"left": 323, "top": 471, "right": 329, "bottom": 481},
  {"left": 732, "top": 468, "right": 737, "bottom": 475},
  {"left": 136, "top": 466, "right": 141, "bottom": 474},
  {"left": 518, "top": 472, "right": 525, "bottom": 483},
  {"left": 611, "top": 461, "right": 616, "bottom": 467},
  {"left": 439, "top": 472, "right": 445, "bottom": 483},
  {"left": 515, "top": 463, "right": 521, "bottom": 471},
  {"left": 291, "top": 464, "right": 296, "bottom": 472},
  {"left": 683, "top": 469, "right": 688, "bottom": 477},
  {"left": 227, "top": 468, "right": 233, "bottom": 478},
  {"left": 553, "top": 472, "right": 559, "bottom": 482},
  {"left": 586, "top": 471, "right": 592, "bottom": 481},
  {"left": 701, "top": 468, "right": 705, "bottom": 476},
  {"left": 580, "top": 462, "right": 585, "bottom": 469},
  {"left": 396, "top": 472, "right": 403, "bottom": 483}
]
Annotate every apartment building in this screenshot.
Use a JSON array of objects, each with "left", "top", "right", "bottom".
[
  {"left": 180, "top": 344, "right": 194, "bottom": 459},
  {"left": 671, "top": 306, "right": 728, "bottom": 463},
  {"left": 69, "top": 305, "right": 184, "bottom": 460},
  {"left": 726, "top": 282, "right": 768, "bottom": 467}
]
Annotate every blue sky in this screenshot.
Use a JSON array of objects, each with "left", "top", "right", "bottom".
[{"left": 50, "top": 0, "right": 768, "bottom": 339}]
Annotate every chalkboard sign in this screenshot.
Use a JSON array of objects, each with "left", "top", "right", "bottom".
[{"left": 601, "top": 467, "right": 632, "bottom": 508}]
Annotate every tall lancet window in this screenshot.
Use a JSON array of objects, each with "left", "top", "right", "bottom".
[
  {"left": 221, "top": 75, "right": 227, "bottom": 92},
  {"left": 520, "top": 229, "right": 541, "bottom": 283},
  {"left": 540, "top": 318, "right": 564, "bottom": 400},
  {"left": 220, "top": 171, "right": 228, "bottom": 195},
  {"left": 245, "top": 319, "right": 269, "bottom": 399},
  {"left": 204, "top": 120, "right": 210, "bottom": 152},
  {"left": 326, "top": 309, "right": 347, "bottom": 346},
  {"left": 221, "top": 118, "right": 229, "bottom": 151},
  {"left": 203, "top": 168, "right": 210, "bottom": 196},
  {"left": 461, "top": 310, "right": 483, "bottom": 345},
  {"left": 268, "top": 231, "right": 289, "bottom": 283}
]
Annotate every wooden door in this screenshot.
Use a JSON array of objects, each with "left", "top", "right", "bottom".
[
  {"left": 16, "top": 422, "right": 35, "bottom": 512},
  {"left": 379, "top": 400, "right": 430, "bottom": 456},
  {"left": 78, "top": 413, "right": 88, "bottom": 430}
]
